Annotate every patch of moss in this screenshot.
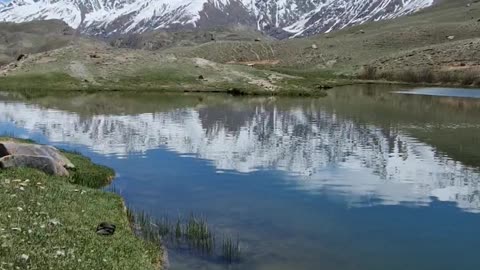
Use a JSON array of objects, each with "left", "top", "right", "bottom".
[{"left": 63, "top": 152, "right": 115, "bottom": 188}]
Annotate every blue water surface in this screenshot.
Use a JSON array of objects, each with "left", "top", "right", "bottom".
[{"left": 1, "top": 85, "right": 480, "bottom": 270}]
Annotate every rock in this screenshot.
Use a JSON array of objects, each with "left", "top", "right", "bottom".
[
  {"left": 447, "top": 35, "right": 455, "bottom": 40},
  {"left": 198, "top": 75, "right": 205, "bottom": 80},
  {"left": 0, "top": 155, "right": 69, "bottom": 176},
  {"left": 96, "top": 222, "right": 116, "bottom": 236},
  {"left": 311, "top": 44, "right": 318, "bottom": 49},
  {"left": 16, "top": 54, "right": 26, "bottom": 61},
  {"left": 0, "top": 142, "right": 75, "bottom": 169},
  {"left": 316, "top": 84, "right": 333, "bottom": 90},
  {"left": 254, "top": 38, "right": 261, "bottom": 42}
]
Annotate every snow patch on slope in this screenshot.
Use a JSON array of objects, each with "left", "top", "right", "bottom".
[
  {"left": 285, "top": 0, "right": 435, "bottom": 37},
  {"left": 0, "top": 0, "right": 435, "bottom": 37}
]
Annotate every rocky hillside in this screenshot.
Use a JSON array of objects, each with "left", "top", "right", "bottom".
[
  {"left": 0, "top": 0, "right": 435, "bottom": 38},
  {"left": 0, "top": 19, "right": 76, "bottom": 65},
  {"left": 170, "top": 0, "right": 480, "bottom": 72}
]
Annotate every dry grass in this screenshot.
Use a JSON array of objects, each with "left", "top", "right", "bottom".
[{"left": 362, "top": 66, "right": 480, "bottom": 86}]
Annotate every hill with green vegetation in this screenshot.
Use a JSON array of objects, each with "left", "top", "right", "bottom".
[
  {"left": 172, "top": 0, "right": 479, "bottom": 70},
  {"left": 0, "top": 0, "right": 479, "bottom": 93},
  {"left": 0, "top": 20, "right": 77, "bottom": 66}
]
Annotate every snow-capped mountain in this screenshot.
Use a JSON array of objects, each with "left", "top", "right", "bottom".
[{"left": 0, "top": 0, "right": 434, "bottom": 37}]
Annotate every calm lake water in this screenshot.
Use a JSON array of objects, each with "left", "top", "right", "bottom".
[{"left": 1, "top": 85, "right": 480, "bottom": 270}]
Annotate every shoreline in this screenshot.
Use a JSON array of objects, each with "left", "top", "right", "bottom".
[
  {"left": 0, "top": 137, "right": 163, "bottom": 270},
  {"left": 0, "top": 71, "right": 478, "bottom": 99}
]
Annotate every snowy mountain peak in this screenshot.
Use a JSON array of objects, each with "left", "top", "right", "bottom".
[{"left": 0, "top": 0, "right": 435, "bottom": 37}]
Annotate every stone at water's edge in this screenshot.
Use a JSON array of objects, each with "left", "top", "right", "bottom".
[
  {"left": 0, "top": 154, "right": 70, "bottom": 176},
  {"left": 0, "top": 141, "right": 75, "bottom": 169},
  {"left": 0, "top": 141, "right": 74, "bottom": 176}
]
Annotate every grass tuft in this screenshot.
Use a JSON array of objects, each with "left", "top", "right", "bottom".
[
  {"left": 221, "top": 236, "right": 241, "bottom": 263},
  {"left": 62, "top": 151, "right": 115, "bottom": 188},
  {"left": 128, "top": 209, "right": 242, "bottom": 264},
  {"left": 362, "top": 66, "right": 480, "bottom": 87}
]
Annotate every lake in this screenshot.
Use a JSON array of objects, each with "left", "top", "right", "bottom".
[{"left": 1, "top": 85, "right": 480, "bottom": 270}]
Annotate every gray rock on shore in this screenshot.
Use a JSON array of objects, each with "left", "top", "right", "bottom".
[
  {"left": 0, "top": 154, "right": 70, "bottom": 176},
  {"left": 0, "top": 141, "right": 74, "bottom": 176}
]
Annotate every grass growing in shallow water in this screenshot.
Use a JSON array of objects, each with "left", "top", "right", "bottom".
[
  {"left": 222, "top": 236, "right": 241, "bottom": 263},
  {"left": 128, "top": 209, "right": 242, "bottom": 264}
]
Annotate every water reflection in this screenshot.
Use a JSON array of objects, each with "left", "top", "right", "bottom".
[
  {"left": 1, "top": 88, "right": 480, "bottom": 213},
  {"left": 396, "top": 87, "right": 480, "bottom": 99}
]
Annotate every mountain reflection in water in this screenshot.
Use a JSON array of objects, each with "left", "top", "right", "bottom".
[{"left": 1, "top": 86, "right": 480, "bottom": 214}]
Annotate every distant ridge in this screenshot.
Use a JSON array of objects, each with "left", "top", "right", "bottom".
[{"left": 0, "top": 0, "right": 434, "bottom": 38}]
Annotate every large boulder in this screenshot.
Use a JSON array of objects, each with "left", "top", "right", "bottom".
[
  {"left": 0, "top": 142, "right": 74, "bottom": 169},
  {"left": 0, "top": 141, "right": 74, "bottom": 176},
  {"left": 0, "top": 154, "right": 69, "bottom": 176}
]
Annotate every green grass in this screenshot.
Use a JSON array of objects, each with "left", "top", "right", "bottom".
[
  {"left": 0, "top": 73, "right": 85, "bottom": 92},
  {"left": 0, "top": 136, "right": 35, "bottom": 144},
  {"left": 129, "top": 210, "right": 242, "bottom": 264},
  {"left": 0, "top": 139, "right": 162, "bottom": 270},
  {"left": 0, "top": 70, "right": 335, "bottom": 97},
  {"left": 63, "top": 152, "right": 115, "bottom": 188},
  {"left": 221, "top": 236, "right": 241, "bottom": 263},
  {"left": 360, "top": 66, "right": 480, "bottom": 87}
]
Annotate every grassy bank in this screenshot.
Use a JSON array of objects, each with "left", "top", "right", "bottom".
[
  {"left": 357, "top": 66, "right": 480, "bottom": 88},
  {"left": 0, "top": 138, "right": 161, "bottom": 270},
  {"left": 0, "top": 71, "right": 339, "bottom": 97}
]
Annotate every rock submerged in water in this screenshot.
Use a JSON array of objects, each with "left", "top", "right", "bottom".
[{"left": 0, "top": 141, "right": 74, "bottom": 176}]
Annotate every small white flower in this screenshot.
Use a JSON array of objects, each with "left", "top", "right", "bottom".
[
  {"left": 55, "top": 250, "right": 65, "bottom": 257},
  {"left": 48, "top": 219, "right": 61, "bottom": 226},
  {"left": 17, "top": 207, "right": 23, "bottom": 212},
  {"left": 20, "top": 254, "right": 29, "bottom": 261},
  {"left": 19, "top": 187, "right": 25, "bottom": 191}
]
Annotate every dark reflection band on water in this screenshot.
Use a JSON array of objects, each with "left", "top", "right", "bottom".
[{"left": 1, "top": 89, "right": 480, "bottom": 213}]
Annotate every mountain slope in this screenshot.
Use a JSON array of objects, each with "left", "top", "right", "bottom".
[
  {"left": 0, "top": 0, "right": 435, "bottom": 38},
  {"left": 0, "top": 19, "right": 76, "bottom": 65}
]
